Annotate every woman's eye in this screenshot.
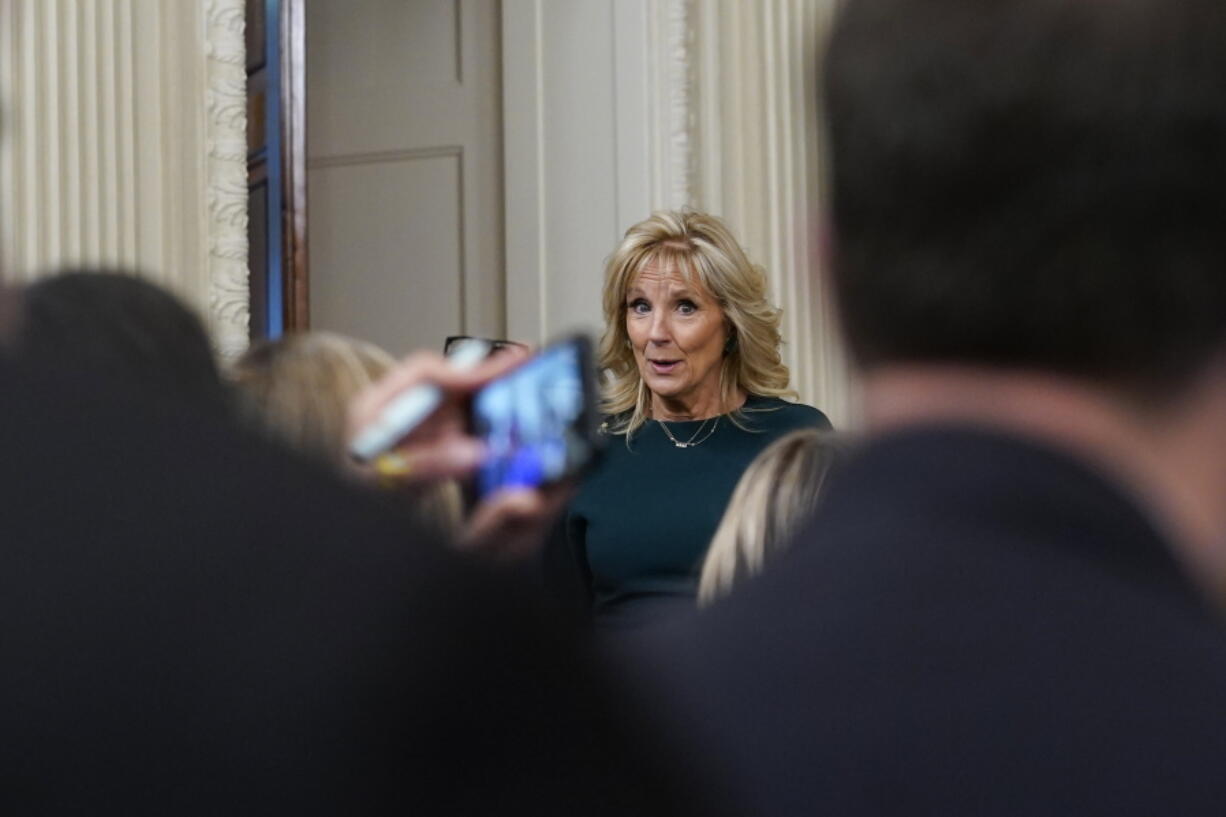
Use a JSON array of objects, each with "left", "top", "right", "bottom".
[
  {"left": 677, "top": 300, "right": 697, "bottom": 315},
  {"left": 628, "top": 299, "right": 650, "bottom": 315}
]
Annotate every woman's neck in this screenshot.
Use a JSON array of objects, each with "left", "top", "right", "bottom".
[{"left": 651, "top": 387, "right": 747, "bottom": 422}]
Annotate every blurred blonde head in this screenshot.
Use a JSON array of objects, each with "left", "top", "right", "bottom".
[
  {"left": 698, "top": 429, "right": 846, "bottom": 607},
  {"left": 231, "top": 331, "right": 462, "bottom": 533},
  {"left": 232, "top": 331, "right": 397, "bottom": 465},
  {"left": 599, "top": 209, "right": 794, "bottom": 436}
]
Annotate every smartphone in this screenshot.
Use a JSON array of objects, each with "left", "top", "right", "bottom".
[{"left": 469, "top": 335, "right": 603, "bottom": 499}]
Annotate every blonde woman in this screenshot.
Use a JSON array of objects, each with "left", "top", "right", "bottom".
[
  {"left": 231, "top": 331, "right": 461, "bottom": 533},
  {"left": 552, "top": 210, "right": 832, "bottom": 629},
  {"left": 698, "top": 429, "right": 846, "bottom": 607}
]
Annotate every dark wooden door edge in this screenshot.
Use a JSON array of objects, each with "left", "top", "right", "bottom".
[{"left": 280, "top": 0, "right": 309, "bottom": 330}]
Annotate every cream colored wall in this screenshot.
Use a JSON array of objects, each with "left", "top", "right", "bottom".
[
  {"left": 306, "top": 0, "right": 504, "bottom": 357},
  {"left": 0, "top": 0, "right": 248, "bottom": 358},
  {"left": 502, "top": 0, "right": 659, "bottom": 344}
]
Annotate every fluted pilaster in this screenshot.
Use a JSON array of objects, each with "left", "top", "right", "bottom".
[{"left": 0, "top": 0, "right": 248, "bottom": 357}]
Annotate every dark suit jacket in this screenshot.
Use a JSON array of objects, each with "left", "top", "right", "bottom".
[
  {"left": 0, "top": 362, "right": 707, "bottom": 816},
  {"left": 638, "top": 426, "right": 1226, "bottom": 816}
]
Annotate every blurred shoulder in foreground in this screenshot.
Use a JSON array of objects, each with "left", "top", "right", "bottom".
[{"left": 0, "top": 359, "right": 716, "bottom": 816}]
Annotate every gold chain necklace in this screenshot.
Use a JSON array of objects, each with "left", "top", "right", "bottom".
[{"left": 658, "top": 416, "right": 720, "bottom": 449}]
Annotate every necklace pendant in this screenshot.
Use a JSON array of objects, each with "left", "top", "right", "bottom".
[{"left": 674, "top": 441, "right": 689, "bottom": 449}]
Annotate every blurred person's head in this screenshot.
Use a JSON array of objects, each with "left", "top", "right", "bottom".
[
  {"left": 698, "top": 429, "right": 846, "bottom": 607},
  {"left": 0, "top": 286, "right": 19, "bottom": 349},
  {"left": 232, "top": 331, "right": 396, "bottom": 465},
  {"left": 824, "top": 0, "right": 1226, "bottom": 396},
  {"left": 823, "top": 0, "right": 1226, "bottom": 590},
  {"left": 7, "top": 270, "right": 229, "bottom": 412},
  {"left": 599, "top": 209, "right": 794, "bottom": 434},
  {"left": 231, "top": 331, "right": 461, "bottom": 533}
]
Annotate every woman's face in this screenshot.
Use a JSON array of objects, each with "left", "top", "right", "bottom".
[{"left": 625, "top": 262, "right": 729, "bottom": 411}]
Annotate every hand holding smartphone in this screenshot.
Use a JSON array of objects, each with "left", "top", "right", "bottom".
[
  {"left": 346, "top": 344, "right": 520, "bottom": 485},
  {"left": 348, "top": 335, "right": 602, "bottom": 497},
  {"left": 346, "top": 334, "right": 600, "bottom": 560},
  {"left": 469, "top": 335, "right": 602, "bottom": 499},
  {"left": 349, "top": 338, "right": 492, "bottom": 463}
]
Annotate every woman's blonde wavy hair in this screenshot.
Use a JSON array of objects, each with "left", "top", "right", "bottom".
[{"left": 599, "top": 209, "right": 794, "bottom": 436}]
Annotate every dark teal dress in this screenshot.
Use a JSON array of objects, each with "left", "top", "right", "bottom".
[{"left": 559, "top": 395, "right": 832, "bottom": 629}]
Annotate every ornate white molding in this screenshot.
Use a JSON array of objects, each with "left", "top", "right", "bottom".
[
  {"left": 646, "top": 0, "right": 696, "bottom": 210},
  {"left": 662, "top": 0, "right": 695, "bottom": 208},
  {"left": 204, "top": 0, "right": 249, "bottom": 361},
  {"left": 0, "top": 0, "right": 15, "bottom": 277}
]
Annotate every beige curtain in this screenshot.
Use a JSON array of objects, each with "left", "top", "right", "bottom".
[{"left": 690, "top": 0, "right": 855, "bottom": 426}]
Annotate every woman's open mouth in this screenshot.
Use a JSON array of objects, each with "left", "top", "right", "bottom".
[{"left": 649, "top": 359, "right": 681, "bottom": 375}]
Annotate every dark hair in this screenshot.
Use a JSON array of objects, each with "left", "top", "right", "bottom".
[
  {"left": 11, "top": 270, "right": 230, "bottom": 411},
  {"left": 0, "top": 286, "right": 19, "bottom": 348},
  {"left": 824, "top": 0, "right": 1226, "bottom": 394}
]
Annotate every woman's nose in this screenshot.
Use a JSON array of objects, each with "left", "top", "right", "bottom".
[{"left": 648, "top": 312, "right": 672, "bottom": 344}]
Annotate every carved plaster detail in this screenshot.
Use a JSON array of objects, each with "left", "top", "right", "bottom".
[
  {"left": 204, "top": 0, "right": 249, "bottom": 361},
  {"left": 662, "top": 0, "right": 696, "bottom": 208}
]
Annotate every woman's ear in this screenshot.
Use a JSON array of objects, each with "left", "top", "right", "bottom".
[{"left": 715, "top": 318, "right": 735, "bottom": 355}]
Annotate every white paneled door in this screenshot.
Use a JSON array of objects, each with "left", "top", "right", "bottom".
[{"left": 306, "top": 0, "right": 503, "bottom": 356}]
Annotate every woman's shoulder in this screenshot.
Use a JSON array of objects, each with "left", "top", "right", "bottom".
[{"left": 741, "top": 395, "right": 833, "bottom": 432}]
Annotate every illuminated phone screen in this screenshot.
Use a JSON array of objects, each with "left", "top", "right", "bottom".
[{"left": 471, "top": 340, "right": 591, "bottom": 498}]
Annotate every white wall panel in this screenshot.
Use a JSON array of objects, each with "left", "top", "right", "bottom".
[
  {"left": 503, "top": 0, "right": 655, "bottom": 345},
  {"left": 539, "top": 0, "right": 618, "bottom": 338},
  {"left": 309, "top": 151, "right": 463, "bottom": 357}
]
